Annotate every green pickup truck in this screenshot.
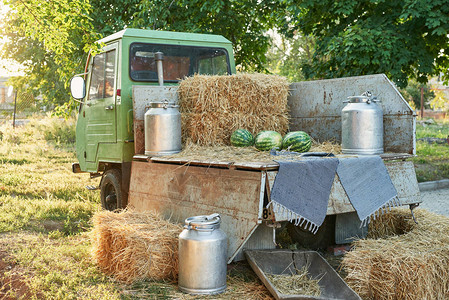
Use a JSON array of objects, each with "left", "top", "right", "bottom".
[{"left": 71, "top": 29, "right": 421, "bottom": 261}]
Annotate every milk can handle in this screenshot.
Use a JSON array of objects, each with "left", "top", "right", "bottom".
[
  {"left": 206, "top": 213, "right": 220, "bottom": 220},
  {"left": 367, "top": 97, "right": 381, "bottom": 104}
]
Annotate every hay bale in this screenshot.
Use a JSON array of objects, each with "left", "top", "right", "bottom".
[
  {"left": 178, "top": 73, "right": 290, "bottom": 146},
  {"left": 342, "top": 208, "right": 449, "bottom": 300},
  {"left": 91, "top": 210, "right": 183, "bottom": 283},
  {"left": 367, "top": 208, "right": 415, "bottom": 239}
]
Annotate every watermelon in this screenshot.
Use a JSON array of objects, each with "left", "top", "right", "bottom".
[
  {"left": 282, "top": 131, "right": 312, "bottom": 153},
  {"left": 254, "top": 131, "right": 283, "bottom": 151},
  {"left": 230, "top": 129, "right": 254, "bottom": 147}
]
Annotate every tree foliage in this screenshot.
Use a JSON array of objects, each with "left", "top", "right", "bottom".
[
  {"left": 429, "top": 87, "right": 449, "bottom": 112},
  {"left": 265, "top": 33, "right": 315, "bottom": 82},
  {"left": 89, "top": 0, "right": 141, "bottom": 36},
  {"left": 4, "top": 0, "right": 449, "bottom": 111},
  {"left": 130, "top": 0, "right": 281, "bottom": 71},
  {"left": 1, "top": 0, "right": 100, "bottom": 109},
  {"left": 400, "top": 79, "right": 435, "bottom": 110},
  {"left": 283, "top": 0, "right": 449, "bottom": 88},
  {"left": 1, "top": 0, "right": 281, "bottom": 112}
]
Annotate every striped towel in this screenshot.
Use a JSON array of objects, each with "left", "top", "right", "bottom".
[
  {"left": 268, "top": 153, "right": 400, "bottom": 234},
  {"left": 336, "top": 155, "right": 401, "bottom": 227},
  {"left": 269, "top": 156, "right": 339, "bottom": 234}
]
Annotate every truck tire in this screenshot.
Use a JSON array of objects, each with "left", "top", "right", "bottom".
[{"left": 100, "top": 169, "right": 122, "bottom": 211}]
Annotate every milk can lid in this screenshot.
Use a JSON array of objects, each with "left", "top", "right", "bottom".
[
  {"left": 185, "top": 213, "right": 221, "bottom": 231},
  {"left": 150, "top": 101, "right": 178, "bottom": 108},
  {"left": 347, "top": 95, "right": 370, "bottom": 103},
  {"left": 346, "top": 91, "right": 380, "bottom": 104}
]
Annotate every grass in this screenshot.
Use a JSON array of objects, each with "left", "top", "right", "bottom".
[
  {"left": 413, "top": 118, "right": 449, "bottom": 182},
  {"left": 0, "top": 233, "right": 122, "bottom": 299},
  {"left": 0, "top": 115, "right": 114, "bottom": 299},
  {"left": 0, "top": 115, "right": 272, "bottom": 299},
  {"left": 416, "top": 119, "right": 449, "bottom": 139},
  {"left": 0, "top": 116, "right": 99, "bottom": 235}
]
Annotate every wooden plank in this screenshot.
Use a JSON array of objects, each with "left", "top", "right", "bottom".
[
  {"left": 135, "top": 152, "right": 414, "bottom": 172},
  {"left": 379, "top": 153, "right": 414, "bottom": 161},
  {"left": 386, "top": 161, "right": 421, "bottom": 205},
  {"left": 233, "top": 161, "right": 279, "bottom": 171},
  {"left": 128, "top": 161, "right": 264, "bottom": 262},
  {"left": 150, "top": 157, "right": 234, "bottom": 169},
  {"left": 151, "top": 156, "right": 279, "bottom": 170}
]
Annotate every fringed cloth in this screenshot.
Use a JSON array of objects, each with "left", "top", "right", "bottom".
[
  {"left": 269, "top": 155, "right": 339, "bottom": 234},
  {"left": 268, "top": 154, "right": 401, "bottom": 234},
  {"left": 336, "top": 155, "right": 401, "bottom": 227}
]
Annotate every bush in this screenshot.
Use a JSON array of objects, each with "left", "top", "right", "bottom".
[
  {"left": 42, "top": 118, "right": 76, "bottom": 145},
  {"left": 27, "top": 115, "right": 76, "bottom": 145}
]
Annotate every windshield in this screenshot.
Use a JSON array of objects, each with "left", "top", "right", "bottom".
[{"left": 129, "top": 43, "right": 230, "bottom": 82}]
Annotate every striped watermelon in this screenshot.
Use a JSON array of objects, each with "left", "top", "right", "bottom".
[
  {"left": 255, "top": 131, "right": 283, "bottom": 151},
  {"left": 282, "top": 131, "right": 312, "bottom": 153},
  {"left": 230, "top": 129, "right": 254, "bottom": 147}
]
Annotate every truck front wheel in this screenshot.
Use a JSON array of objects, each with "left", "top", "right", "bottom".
[{"left": 100, "top": 169, "right": 122, "bottom": 211}]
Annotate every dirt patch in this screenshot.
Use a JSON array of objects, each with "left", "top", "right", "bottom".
[
  {"left": 28, "top": 220, "right": 65, "bottom": 233},
  {"left": 0, "top": 251, "right": 34, "bottom": 300},
  {"left": 41, "top": 220, "right": 65, "bottom": 232}
]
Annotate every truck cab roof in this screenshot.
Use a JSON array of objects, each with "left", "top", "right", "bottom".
[{"left": 98, "top": 28, "right": 233, "bottom": 46}]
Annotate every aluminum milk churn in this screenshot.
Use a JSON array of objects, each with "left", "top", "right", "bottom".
[
  {"left": 341, "top": 91, "right": 384, "bottom": 155},
  {"left": 144, "top": 100, "right": 181, "bottom": 156},
  {"left": 178, "top": 213, "right": 227, "bottom": 295}
]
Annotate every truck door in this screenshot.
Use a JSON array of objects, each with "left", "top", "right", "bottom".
[{"left": 85, "top": 43, "right": 118, "bottom": 163}]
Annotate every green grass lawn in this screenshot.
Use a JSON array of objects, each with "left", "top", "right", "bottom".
[
  {"left": 0, "top": 116, "right": 271, "bottom": 300},
  {"left": 413, "top": 119, "right": 449, "bottom": 182}
]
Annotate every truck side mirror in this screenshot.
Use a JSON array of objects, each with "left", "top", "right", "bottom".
[{"left": 70, "top": 76, "right": 86, "bottom": 100}]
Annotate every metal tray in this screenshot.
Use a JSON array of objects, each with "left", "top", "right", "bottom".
[{"left": 244, "top": 249, "right": 361, "bottom": 300}]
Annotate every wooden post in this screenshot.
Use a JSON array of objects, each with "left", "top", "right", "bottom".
[
  {"left": 13, "top": 90, "right": 17, "bottom": 128},
  {"left": 420, "top": 87, "right": 424, "bottom": 118}
]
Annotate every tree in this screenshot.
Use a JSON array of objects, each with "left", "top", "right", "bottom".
[
  {"left": 429, "top": 87, "right": 449, "bottom": 112},
  {"left": 1, "top": 0, "right": 100, "bottom": 111},
  {"left": 400, "top": 79, "right": 435, "bottom": 110},
  {"left": 131, "top": 0, "right": 282, "bottom": 71},
  {"left": 282, "top": 0, "right": 449, "bottom": 88},
  {"left": 265, "top": 32, "right": 315, "bottom": 82},
  {"left": 2, "top": 38, "right": 69, "bottom": 109},
  {"left": 89, "top": 0, "right": 141, "bottom": 36},
  {"left": 1, "top": 0, "right": 282, "bottom": 112}
]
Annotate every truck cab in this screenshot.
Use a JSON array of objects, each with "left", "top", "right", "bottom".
[{"left": 71, "top": 29, "right": 236, "bottom": 209}]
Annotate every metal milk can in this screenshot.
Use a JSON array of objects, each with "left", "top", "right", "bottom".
[
  {"left": 341, "top": 91, "right": 384, "bottom": 155},
  {"left": 178, "top": 213, "right": 227, "bottom": 295},
  {"left": 144, "top": 100, "right": 181, "bottom": 156}
]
